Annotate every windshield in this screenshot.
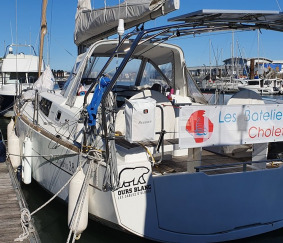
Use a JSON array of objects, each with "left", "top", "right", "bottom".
[
  {"left": 186, "top": 68, "right": 207, "bottom": 104},
  {"left": 79, "top": 55, "right": 172, "bottom": 91},
  {"left": 140, "top": 62, "right": 172, "bottom": 89}
]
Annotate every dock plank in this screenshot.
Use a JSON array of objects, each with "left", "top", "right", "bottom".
[{"left": 0, "top": 162, "right": 38, "bottom": 243}]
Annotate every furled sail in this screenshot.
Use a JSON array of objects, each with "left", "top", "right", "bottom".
[{"left": 74, "top": 0, "right": 179, "bottom": 46}]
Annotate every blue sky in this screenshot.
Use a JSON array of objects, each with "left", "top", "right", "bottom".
[{"left": 1, "top": 0, "right": 283, "bottom": 71}]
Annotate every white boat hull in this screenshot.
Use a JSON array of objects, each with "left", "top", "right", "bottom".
[{"left": 16, "top": 115, "right": 283, "bottom": 242}]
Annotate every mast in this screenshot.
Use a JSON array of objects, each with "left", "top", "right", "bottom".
[{"left": 38, "top": 0, "right": 48, "bottom": 77}]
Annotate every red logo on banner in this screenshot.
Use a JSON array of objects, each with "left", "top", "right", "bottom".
[{"left": 186, "top": 110, "right": 214, "bottom": 143}]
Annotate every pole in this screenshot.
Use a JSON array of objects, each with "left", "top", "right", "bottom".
[
  {"left": 257, "top": 29, "right": 260, "bottom": 78},
  {"left": 231, "top": 31, "right": 234, "bottom": 78},
  {"left": 209, "top": 39, "right": 211, "bottom": 81}
]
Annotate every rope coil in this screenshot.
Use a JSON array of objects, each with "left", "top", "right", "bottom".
[{"left": 14, "top": 208, "right": 32, "bottom": 242}]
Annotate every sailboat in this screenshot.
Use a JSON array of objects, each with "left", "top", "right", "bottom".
[{"left": 11, "top": 2, "right": 283, "bottom": 242}]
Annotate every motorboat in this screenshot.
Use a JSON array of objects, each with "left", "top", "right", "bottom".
[
  {"left": 11, "top": 4, "right": 283, "bottom": 242},
  {"left": 0, "top": 44, "right": 45, "bottom": 116},
  {"left": 238, "top": 78, "right": 280, "bottom": 95},
  {"left": 200, "top": 77, "right": 241, "bottom": 93}
]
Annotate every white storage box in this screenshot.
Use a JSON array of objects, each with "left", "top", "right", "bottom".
[{"left": 125, "top": 97, "right": 156, "bottom": 143}]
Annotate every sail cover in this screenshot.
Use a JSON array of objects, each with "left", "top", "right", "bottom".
[
  {"left": 74, "top": 0, "right": 179, "bottom": 46},
  {"left": 33, "top": 65, "right": 55, "bottom": 91}
]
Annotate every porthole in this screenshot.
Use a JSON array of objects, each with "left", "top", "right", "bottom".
[{"left": 56, "top": 111, "right": 62, "bottom": 121}]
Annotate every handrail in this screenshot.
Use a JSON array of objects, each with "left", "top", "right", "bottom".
[
  {"left": 155, "top": 105, "right": 165, "bottom": 164},
  {"left": 4, "top": 44, "right": 38, "bottom": 57}
]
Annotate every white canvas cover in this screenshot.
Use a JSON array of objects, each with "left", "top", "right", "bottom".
[
  {"left": 74, "top": 0, "right": 179, "bottom": 46},
  {"left": 125, "top": 97, "right": 156, "bottom": 143},
  {"left": 33, "top": 66, "right": 55, "bottom": 92}
]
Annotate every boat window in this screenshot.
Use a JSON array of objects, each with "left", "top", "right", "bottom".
[
  {"left": 248, "top": 81, "right": 260, "bottom": 85},
  {"left": 19, "top": 77, "right": 26, "bottom": 83},
  {"left": 56, "top": 111, "right": 62, "bottom": 121},
  {"left": 81, "top": 56, "right": 97, "bottom": 84},
  {"left": 82, "top": 56, "right": 142, "bottom": 87},
  {"left": 27, "top": 74, "right": 38, "bottom": 83},
  {"left": 8, "top": 72, "right": 26, "bottom": 83},
  {"left": 185, "top": 68, "right": 207, "bottom": 104},
  {"left": 117, "top": 58, "right": 141, "bottom": 86},
  {"left": 158, "top": 63, "right": 173, "bottom": 84},
  {"left": 264, "top": 80, "right": 272, "bottom": 85},
  {"left": 6, "top": 72, "right": 38, "bottom": 84},
  {"left": 61, "top": 66, "right": 77, "bottom": 95},
  {"left": 140, "top": 62, "right": 169, "bottom": 88},
  {"left": 39, "top": 97, "right": 52, "bottom": 117}
]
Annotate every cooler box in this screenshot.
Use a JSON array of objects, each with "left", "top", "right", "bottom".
[{"left": 125, "top": 97, "right": 156, "bottom": 143}]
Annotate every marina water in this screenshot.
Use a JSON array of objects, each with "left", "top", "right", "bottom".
[{"left": 1, "top": 95, "right": 283, "bottom": 242}]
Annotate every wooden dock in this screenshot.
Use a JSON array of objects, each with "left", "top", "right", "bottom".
[{"left": 0, "top": 160, "right": 40, "bottom": 243}]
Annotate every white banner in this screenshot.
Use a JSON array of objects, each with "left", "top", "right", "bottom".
[{"left": 179, "top": 104, "right": 283, "bottom": 148}]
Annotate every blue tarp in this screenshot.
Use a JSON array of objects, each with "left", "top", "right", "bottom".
[
  {"left": 264, "top": 63, "right": 282, "bottom": 72},
  {"left": 87, "top": 76, "right": 111, "bottom": 126}
]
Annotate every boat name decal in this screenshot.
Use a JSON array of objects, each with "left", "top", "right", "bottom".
[{"left": 116, "top": 166, "right": 151, "bottom": 199}]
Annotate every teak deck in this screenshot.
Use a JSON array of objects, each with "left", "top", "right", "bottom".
[
  {"left": 0, "top": 161, "right": 39, "bottom": 243},
  {"left": 116, "top": 137, "right": 254, "bottom": 175}
]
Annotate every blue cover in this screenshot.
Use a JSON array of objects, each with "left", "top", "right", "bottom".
[{"left": 87, "top": 76, "right": 111, "bottom": 126}]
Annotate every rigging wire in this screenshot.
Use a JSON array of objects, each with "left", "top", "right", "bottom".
[
  {"left": 10, "top": 21, "right": 14, "bottom": 44},
  {"left": 52, "top": 38, "right": 76, "bottom": 59},
  {"left": 15, "top": 0, "right": 19, "bottom": 98},
  {"left": 236, "top": 40, "right": 249, "bottom": 77},
  {"left": 276, "top": 0, "right": 282, "bottom": 11}
]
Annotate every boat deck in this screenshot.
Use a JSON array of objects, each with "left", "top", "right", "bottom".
[
  {"left": 153, "top": 149, "right": 282, "bottom": 175},
  {"left": 115, "top": 137, "right": 282, "bottom": 175},
  {"left": 0, "top": 161, "right": 40, "bottom": 243}
]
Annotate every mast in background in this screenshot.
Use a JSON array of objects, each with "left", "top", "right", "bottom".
[
  {"left": 257, "top": 29, "right": 260, "bottom": 78},
  {"left": 38, "top": 0, "right": 48, "bottom": 77},
  {"left": 209, "top": 39, "right": 211, "bottom": 81},
  {"left": 231, "top": 31, "right": 234, "bottom": 78}
]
